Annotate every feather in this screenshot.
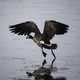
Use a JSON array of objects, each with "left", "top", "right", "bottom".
[
  {"left": 42, "top": 20, "right": 69, "bottom": 44},
  {"left": 9, "top": 21, "right": 41, "bottom": 36}
]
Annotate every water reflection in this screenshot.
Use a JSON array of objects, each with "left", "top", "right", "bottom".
[{"left": 26, "top": 59, "right": 66, "bottom": 80}]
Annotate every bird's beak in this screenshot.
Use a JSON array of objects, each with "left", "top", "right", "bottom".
[{"left": 26, "top": 35, "right": 33, "bottom": 39}]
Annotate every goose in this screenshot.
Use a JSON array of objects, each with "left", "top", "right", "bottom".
[{"left": 9, "top": 20, "right": 69, "bottom": 60}]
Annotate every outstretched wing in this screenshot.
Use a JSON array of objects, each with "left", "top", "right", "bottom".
[
  {"left": 42, "top": 20, "right": 69, "bottom": 44},
  {"left": 9, "top": 21, "right": 41, "bottom": 36}
]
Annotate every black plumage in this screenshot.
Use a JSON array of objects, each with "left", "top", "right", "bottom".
[
  {"left": 9, "top": 20, "right": 69, "bottom": 59},
  {"left": 9, "top": 21, "right": 41, "bottom": 35}
]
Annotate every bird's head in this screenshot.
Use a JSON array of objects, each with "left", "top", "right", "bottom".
[{"left": 26, "top": 35, "right": 33, "bottom": 39}]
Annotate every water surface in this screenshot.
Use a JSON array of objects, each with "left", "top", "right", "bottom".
[{"left": 0, "top": 0, "right": 80, "bottom": 80}]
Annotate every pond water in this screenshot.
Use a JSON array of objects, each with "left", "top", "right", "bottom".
[{"left": 0, "top": 0, "right": 80, "bottom": 80}]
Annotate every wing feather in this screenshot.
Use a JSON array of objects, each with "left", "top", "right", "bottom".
[
  {"left": 9, "top": 21, "right": 41, "bottom": 36},
  {"left": 42, "top": 20, "right": 69, "bottom": 44}
]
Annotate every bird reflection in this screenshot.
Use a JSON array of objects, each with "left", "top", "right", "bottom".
[{"left": 26, "top": 59, "right": 66, "bottom": 80}]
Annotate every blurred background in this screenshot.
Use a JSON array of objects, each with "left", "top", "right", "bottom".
[{"left": 0, "top": 0, "right": 80, "bottom": 80}]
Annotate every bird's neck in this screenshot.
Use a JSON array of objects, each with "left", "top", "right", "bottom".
[{"left": 33, "top": 37, "right": 40, "bottom": 45}]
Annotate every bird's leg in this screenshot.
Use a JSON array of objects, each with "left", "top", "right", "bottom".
[
  {"left": 42, "top": 59, "right": 47, "bottom": 67},
  {"left": 41, "top": 47, "right": 47, "bottom": 57},
  {"left": 51, "top": 49, "right": 56, "bottom": 63}
]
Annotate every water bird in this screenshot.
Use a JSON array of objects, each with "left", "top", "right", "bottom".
[{"left": 9, "top": 20, "right": 69, "bottom": 60}]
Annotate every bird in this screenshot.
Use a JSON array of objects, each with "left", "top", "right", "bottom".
[{"left": 9, "top": 20, "right": 69, "bottom": 60}]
